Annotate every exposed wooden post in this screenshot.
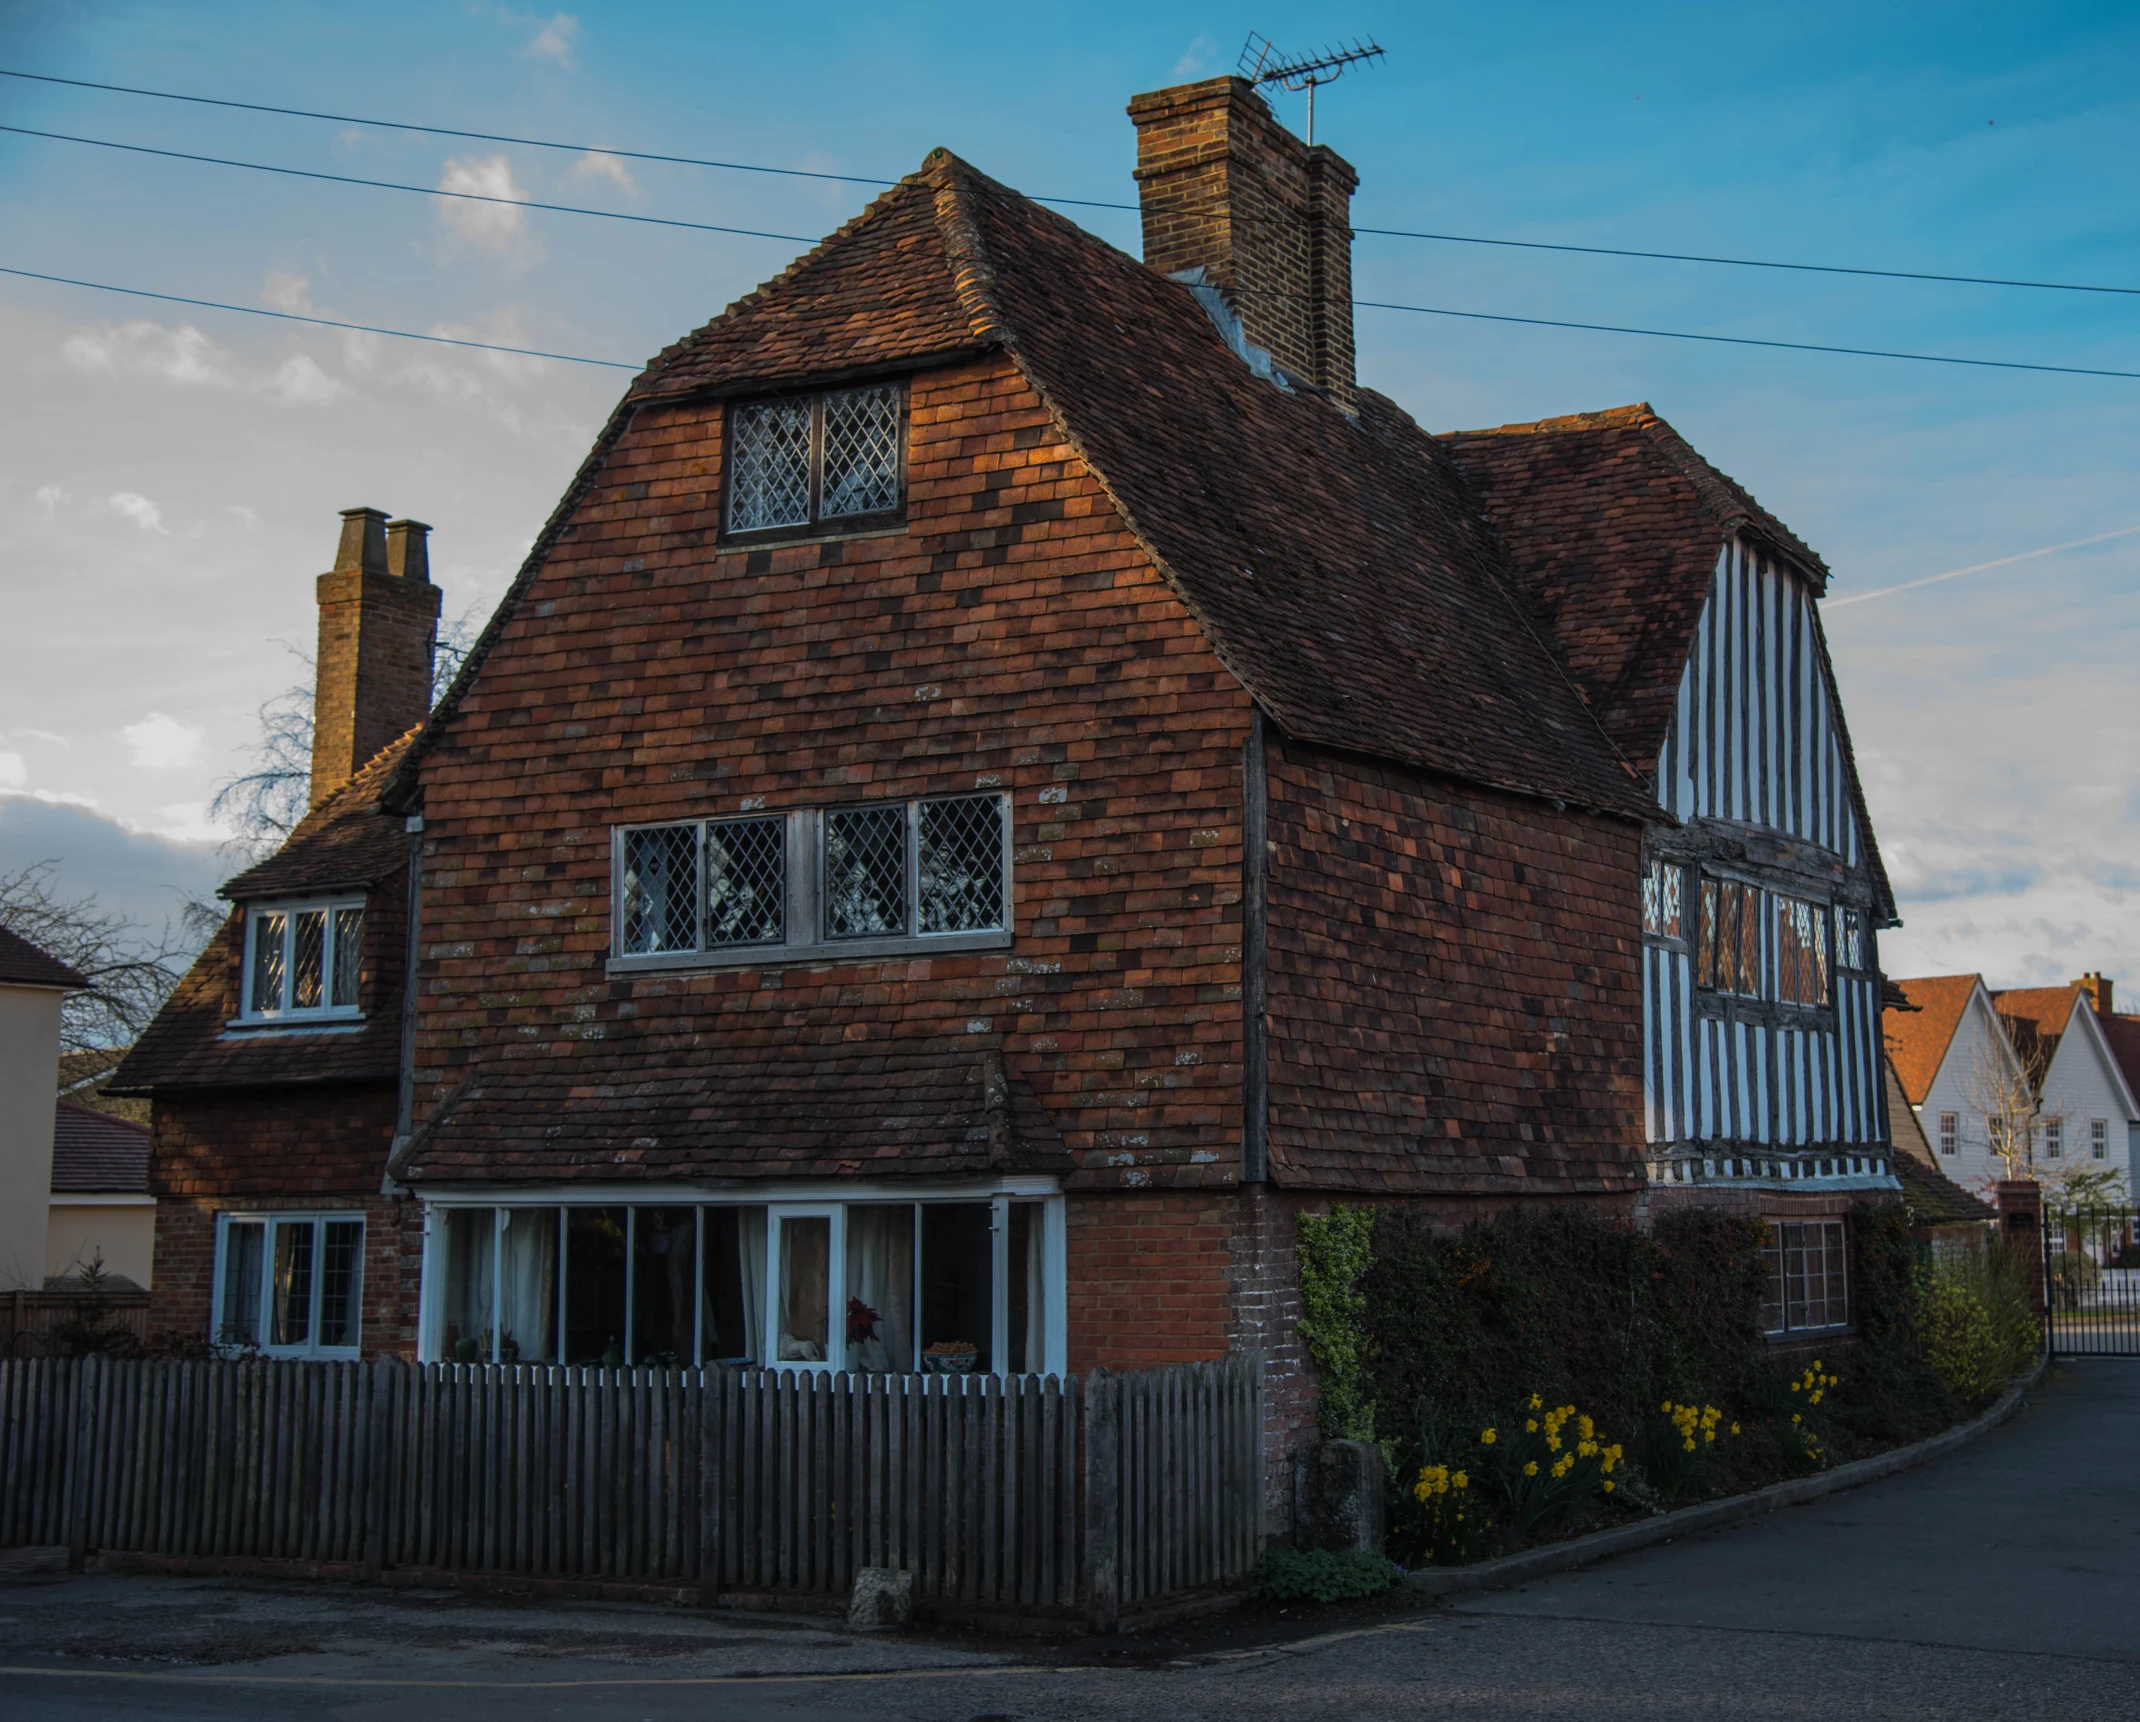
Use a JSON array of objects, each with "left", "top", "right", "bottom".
[
  {"left": 66, "top": 1355, "right": 99, "bottom": 1572},
  {"left": 363, "top": 1357, "right": 393, "bottom": 1582},
  {"left": 1082, "top": 1368, "right": 1119, "bottom": 1633},
  {"left": 698, "top": 1368, "right": 725, "bottom": 1606}
]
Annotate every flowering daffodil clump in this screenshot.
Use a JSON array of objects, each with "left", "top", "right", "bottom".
[
  {"left": 1489, "top": 1398, "right": 1622, "bottom": 1535},
  {"left": 1405, "top": 1460, "right": 1486, "bottom": 1564},
  {"left": 1645, "top": 1399, "right": 1739, "bottom": 1499}
]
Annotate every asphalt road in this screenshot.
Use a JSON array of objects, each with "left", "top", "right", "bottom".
[{"left": 2, "top": 1360, "right": 2135, "bottom": 1720}]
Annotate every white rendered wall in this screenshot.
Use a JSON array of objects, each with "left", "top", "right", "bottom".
[
  {"left": 1915, "top": 987, "right": 2017, "bottom": 1197},
  {"left": 45, "top": 1199, "right": 155, "bottom": 1287},
  {"left": 0, "top": 984, "right": 64, "bottom": 1290},
  {"left": 2035, "top": 1009, "right": 2138, "bottom": 1195}
]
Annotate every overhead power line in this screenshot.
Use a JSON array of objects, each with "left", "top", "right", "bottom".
[
  {"left": 6, "top": 64, "right": 2135, "bottom": 296},
  {"left": 0, "top": 265, "right": 640, "bottom": 368},
  {"left": 1354, "top": 298, "right": 2140, "bottom": 381},
  {"left": 0, "top": 124, "right": 819, "bottom": 243}
]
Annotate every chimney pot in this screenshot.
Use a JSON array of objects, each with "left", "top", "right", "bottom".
[
  {"left": 385, "top": 518, "right": 432, "bottom": 584},
  {"left": 2079, "top": 971, "right": 2114, "bottom": 1017},
  {"left": 334, "top": 506, "right": 390, "bottom": 575},
  {"left": 309, "top": 506, "right": 441, "bottom": 810}
]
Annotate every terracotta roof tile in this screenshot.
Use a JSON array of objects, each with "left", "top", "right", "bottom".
[
  {"left": 50, "top": 1099, "right": 149, "bottom": 1194},
  {"left": 0, "top": 926, "right": 86, "bottom": 990},
  {"left": 2100, "top": 1014, "right": 2140, "bottom": 1106},
  {"left": 1893, "top": 1149, "right": 1997, "bottom": 1226},
  {"left": 220, "top": 730, "right": 418, "bottom": 901},
  {"left": 1883, "top": 975, "right": 1982, "bottom": 1105}
]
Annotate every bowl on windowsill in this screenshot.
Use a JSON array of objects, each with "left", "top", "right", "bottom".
[{"left": 923, "top": 1343, "right": 978, "bottom": 1376}]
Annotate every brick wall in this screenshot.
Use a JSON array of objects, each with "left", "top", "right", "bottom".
[
  {"left": 1263, "top": 737, "right": 1649, "bottom": 1197},
  {"left": 151, "top": 1082, "right": 399, "bottom": 1201},
  {"left": 311, "top": 509, "right": 440, "bottom": 809}
]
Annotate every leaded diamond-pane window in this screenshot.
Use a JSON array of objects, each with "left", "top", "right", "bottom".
[
  {"left": 243, "top": 898, "right": 364, "bottom": 1020},
  {"left": 917, "top": 795, "right": 1004, "bottom": 933},
  {"left": 724, "top": 384, "right": 906, "bottom": 539},
  {"left": 705, "top": 817, "right": 785, "bottom": 946},
  {"left": 824, "top": 806, "right": 908, "bottom": 938},
  {"left": 622, "top": 823, "right": 701, "bottom": 954},
  {"left": 726, "top": 398, "right": 813, "bottom": 532},
  {"left": 821, "top": 385, "right": 903, "bottom": 519}
]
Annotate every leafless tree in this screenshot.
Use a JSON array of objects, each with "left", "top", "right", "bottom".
[
  {"left": 0, "top": 861, "right": 190, "bottom": 1058},
  {"left": 1964, "top": 1027, "right": 2045, "bottom": 1183}
]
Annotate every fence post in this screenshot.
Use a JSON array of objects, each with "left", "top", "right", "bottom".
[
  {"left": 363, "top": 1357, "right": 393, "bottom": 1583},
  {"left": 1082, "top": 1368, "right": 1118, "bottom": 1634},
  {"left": 698, "top": 1369, "right": 723, "bottom": 1607},
  {"left": 66, "top": 1355, "right": 100, "bottom": 1573}
]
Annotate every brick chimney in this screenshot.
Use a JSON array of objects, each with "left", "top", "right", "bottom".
[
  {"left": 1129, "top": 76, "right": 1359, "bottom": 410},
  {"left": 309, "top": 506, "right": 440, "bottom": 809},
  {"left": 2079, "top": 971, "right": 2115, "bottom": 1016}
]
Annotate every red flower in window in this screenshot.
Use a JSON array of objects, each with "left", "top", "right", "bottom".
[{"left": 846, "top": 1296, "right": 881, "bottom": 1344}]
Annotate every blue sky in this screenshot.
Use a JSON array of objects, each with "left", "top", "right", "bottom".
[{"left": 1, "top": 1, "right": 2136, "bottom": 984}]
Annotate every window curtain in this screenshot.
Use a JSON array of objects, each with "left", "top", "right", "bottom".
[
  {"left": 1024, "top": 1210, "right": 1045, "bottom": 1374},
  {"left": 844, "top": 1205, "right": 914, "bottom": 1373},
  {"left": 738, "top": 1207, "right": 766, "bottom": 1366},
  {"left": 777, "top": 1216, "right": 830, "bottom": 1362},
  {"left": 443, "top": 1209, "right": 496, "bottom": 1359},
  {"left": 498, "top": 1209, "right": 557, "bottom": 1363}
]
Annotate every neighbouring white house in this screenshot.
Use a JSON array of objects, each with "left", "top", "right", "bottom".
[
  {"left": 45, "top": 1100, "right": 154, "bottom": 1289},
  {"left": 0, "top": 926, "right": 86, "bottom": 1291},
  {"left": 1886, "top": 970, "right": 2140, "bottom": 1206}
]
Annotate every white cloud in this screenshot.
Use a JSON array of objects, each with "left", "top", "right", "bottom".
[
  {"left": 261, "top": 271, "right": 317, "bottom": 315},
  {"left": 572, "top": 150, "right": 635, "bottom": 194},
  {"left": 0, "top": 787, "right": 98, "bottom": 809},
  {"left": 265, "top": 354, "right": 349, "bottom": 404},
  {"left": 123, "top": 712, "right": 204, "bottom": 770},
  {"left": 1172, "top": 33, "right": 1217, "bottom": 78},
  {"left": 0, "top": 753, "right": 25, "bottom": 788},
  {"left": 106, "top": 492, "right": 167, "bottom": 533},
  {"left": 435, "top": 153, "right": 532, "bottom": 250},
  {"left": 34, "top": 483, "right": 67, "bottom": 513},
  {"left": 154, "top": 802, "right": 231, "bottom": 843},
  {"left": 64, "top": 321, "right": 239, "bottom": 388},
  {"left": 522, "top": 12, "right": 580, "bottom": 67}
]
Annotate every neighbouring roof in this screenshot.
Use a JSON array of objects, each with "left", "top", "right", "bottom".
[
  {"left": 392, "top": 1037, "right": 1068, "bottom": 1187},
  {"left": 0, "top": 926, "right": 87, "bottom": 991},
  {"left": 2101, "top": 1014, "right": 2140, "bottom": 1113},
  {"left": 1884, "top": 975, "right": 1983, "bottom": 1105},
  {"left": 1893, "top": 1150, "right": 1997, "bottom": 1227},
  {"left": 50, "top": 1099, "right": 150, "bottom": 1194},
  {"left": 1991, "top": 984, "right": 2080, "bottom": 1078},
  {"left": 1440, "top": 404, "right": 1825, "bottom": 774}
]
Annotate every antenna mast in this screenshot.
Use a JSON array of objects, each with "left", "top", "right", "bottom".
[{"left": 1237, "top": 31, "right": 1386, "bottom": 146}]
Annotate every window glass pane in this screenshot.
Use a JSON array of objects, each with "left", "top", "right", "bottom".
[
  {"left": 318, "top": 1220, "right": 364, "bottom": 1349},
  {"left": 272, "top": 1220, "right": 315, "bottom": 1347},
  {"left": 1734, "top": 885, "right": 1762, "bottom": 997},
  {"left": 844, "top": 1205, "right": 914, "bottom": 1373},
  {"left": 291, "top": 909, "right": 326, "bottom": 1009},
  {"left": 921, "top": 1203, "right": 993, "bottom": 1375},
  {"left": 441, "top": 1209, "right": 496, "bottom": 1362},
  {"left": 1758, "top": 1228, "right": 1783, "bottom": 1335},
  {"left": 1641, "top": 861, "right": 1682, "bottom": 940},
  {"left": 917, "top": 795, "right": 1004, "bottom": 933},
  {"left": 631, "top": 1207, "right": 697, "bottom": 1366},
  {"left": 564, "top": 1207, "right": 628, "bottom": 1365},
  {"left": 622, "top": 824, "right": 700, "bottom": 955},
  {"left": 1837, "top": 907, "right": 1864, "bottom": 970},
  {"left": 220, "top": 1220, "right": 264, "bottom": 1346},
  {"left": 1776, "top": 896, "right": 1830, "bottom": 1006},
  {"left": 823, "top": 806, "right": 907, "bottom": 938},
  {"left": 819, "top": 384, "right": 902, "bottom": 518},
  {"left": 705, "top": 817, "right": 785, "bottom": 946},
  {"left": 1696, "top": 881, "right": 1721, "bottom": 989},
  {"left": 777, "top": 1215, "right": 831, "bottom": 1363},
  {"left": 1008, "top": 1202, "right": 1044, "bottom": 1374},
  {"left": 727, "top": 397, "right": 813, "bottom": 531},
  {"left": 499, "top": 1208, "right": 559, "bottom": 1363},
  {"left": 251, "top": 912, "right": 287, "bottom": 1013},
  {"left": 2045, "top": 1119, "right": 2063, "bottom": 1158},
  {"left": 701, "top": 1206, "right": 766, "bottom": 1364},
  {"left": 331, "top": 907, "right": 363, "bottom": 1008}
]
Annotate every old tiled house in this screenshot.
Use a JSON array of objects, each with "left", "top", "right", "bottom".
[{"left": 118, "top": 76, "right": 1901, "bottom": 1435}]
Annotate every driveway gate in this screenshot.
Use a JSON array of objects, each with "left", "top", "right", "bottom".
[{"left": 2043, "top": 1206, "right": 2140, "bottom": 1356}]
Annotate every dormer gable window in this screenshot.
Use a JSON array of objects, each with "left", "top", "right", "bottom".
[
  {"left": 240, "top": 897, "right": 364, "bottom": 1023},
  {"left": 723, "top": 382, "right": 907, "bottom": 541}
]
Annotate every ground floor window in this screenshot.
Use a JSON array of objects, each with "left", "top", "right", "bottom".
[
  {"left": 214, "top": 1212, "right": 364, "bottom": 1356},
  {"left": 1760, "top": 1219, "right": 1849, "bottom": 1335},
  {"left": 421, "top": 1190, "right": 1065, "bottom": 1375}
]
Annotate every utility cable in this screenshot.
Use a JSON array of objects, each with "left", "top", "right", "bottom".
[
  {"left": 1353, "top": 298, "right": 2140, "bottom": 381},
  {"left": 0, "top": 265, "right": 641, "bottom": 368},
  {"left": 0, "top": 65, "right": 1139, "bottom": 212},
  {"left": 0, "top": 124, "right": 818, "bottom": 244},
  {"left": 8, "top": 64, "right": 2138, "bottom": 293}
]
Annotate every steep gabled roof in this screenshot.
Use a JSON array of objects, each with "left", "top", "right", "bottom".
[
  {"left": 1884, "top": 974, "right": 1983, "bottom": 1105},
  {"left": 2102, "top": 1014, "right": 2140, "bottom": 1113},
  {"left": 0, "top": 926, "right": 86, "bottom": 990},
  {"left": 221, "top": 730, "right": 418, "bottom": 901},
  {"left": 389, "top": 154, "right": 1651, "bottom": 823},
  {"left": 1996, "top": 985, "right": 2140, "bottom": 1121}
]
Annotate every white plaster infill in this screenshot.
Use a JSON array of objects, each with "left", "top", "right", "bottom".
[{"left": 1403, "top": 1353, "right": 2049, "bottom": 1601}]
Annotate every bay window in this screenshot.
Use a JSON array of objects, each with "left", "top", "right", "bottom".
[
  {"left": 422, "top": 1190, "right": 1064, "bottom": 1376},
  {"left": 240, "top": 897, "right": 364, "bottom": 1022}
]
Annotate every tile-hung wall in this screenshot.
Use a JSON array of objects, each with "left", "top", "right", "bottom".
[
  {"left": 418, "top": 1186, "right": 1067, "bottom": 1376},
  {"left": 1642, "top": 536, "right": 1887, "bottom": 1155}
]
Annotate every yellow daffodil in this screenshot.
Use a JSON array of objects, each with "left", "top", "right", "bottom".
[
  {"left": 1481, "top": 1428, "right": 1497, "bottom": 1445},
  {"left": 1524, "top": 1460, "right": 1539, "bottom": 1477},
  {"left": 1603, "top": 1480, "right": 1615, "bottom": 1494},
  {"left": 1791, "top": 1413, "right": 1802, "bottom": 1424}
]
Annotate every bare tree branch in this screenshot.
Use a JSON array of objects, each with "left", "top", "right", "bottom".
[{"left": 0, "top": 861, "right": 190, "bottom": 1060}]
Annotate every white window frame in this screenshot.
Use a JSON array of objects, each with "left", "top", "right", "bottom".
[
  {"left": 1938, "top": 1112, "right": 1959, "bottom": 1156},
  {"left": 212, "top": 1210, "right": 365, "bottom": 1359},
  {"left": 235, "top": 896, "right": 366, "bottom": 1025},
  {"left": 609, "top": 793, "right": 1014, "bottom": 974},
  {"left": 415, "top": 1182, "right": 1068, "bottom": 1377},
  {"left": 2092, "top": 1118, "right": 2110, "bottom": 1161}
]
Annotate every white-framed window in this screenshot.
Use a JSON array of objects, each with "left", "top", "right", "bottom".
[
  {"left": 1835, "top": 906, "right": 1866, "bottom": 971},
  {"left": 239, "top": 897, "right": 365, "bottom": 1022},
  {"left": 1640, "top": 859, "right": 1684, "bottom": 942},
  {"left": 420, "top": 1188, "right": 1066, "bottom": 1377},
  {"left": 213, "top": 1212, "right": 365, "bottom": 1357},
  {"left": 1938, "top": 1112, "right": 1959, "bottom": 1156},
  {"left": 1760, "top": 1219, "right": 1849, "bottom": 1335},
  {"left": 612, "top": 793, "right": 1012, "bottom": 970},
  {"left": 1774, "top": 893, "right": 1832, "bottom": 1007},
  {"left": 2093, "top": 1118, "right": 2110, "bottom": 1160},
  {"left": 2045, "top": 1117, "right": 2064, "bottom": 1159},
  {"left": 724, "top": 382, "right": 906, "bottom": 538}
]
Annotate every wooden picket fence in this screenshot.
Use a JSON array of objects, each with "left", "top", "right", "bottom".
[{"left": 0, "top": 1352, "right": 1261, "bottom": 1626}]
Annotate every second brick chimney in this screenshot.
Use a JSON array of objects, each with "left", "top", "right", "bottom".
[
  {"left": 2079, "top": 971, "right": 2115, "bottom": 1017},
  {"left": 309, "top": 506, "right": 440, "bottom": 810},
  {"left": 1129, "top": 76, "right": 1359, "bottom": 409}
]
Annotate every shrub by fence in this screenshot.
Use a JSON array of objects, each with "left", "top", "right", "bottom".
[{"left": 0, "top": 1352, "right": 1261, "bottom": 1626}]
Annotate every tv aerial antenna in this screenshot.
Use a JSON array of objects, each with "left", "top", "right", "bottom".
[{"left": 1237, "top": 32, "right": 1386, "bottom": 146}]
